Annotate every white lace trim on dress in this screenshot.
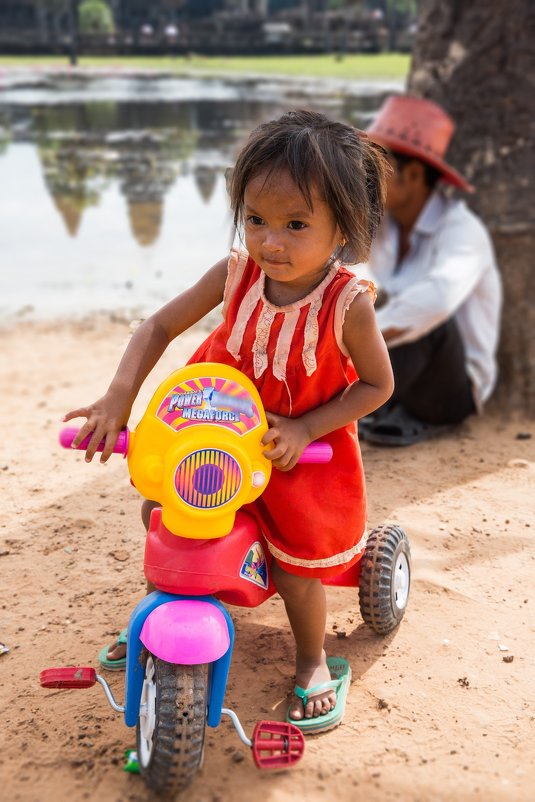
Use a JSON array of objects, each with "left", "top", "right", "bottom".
[
  {"left": 273, "top": 307, "right": 301, "bottom": 381},
  {"left": 222, "top": 245, "right": 249, "bottom": 318},
  {"left": 225, "top": 273, "right": 263, "bottom": 361},
  {"left": 225, "top": 249, "right": 341, "bottom": 380},
  {"left": 264, "top": 529, "right": 368, "bottom": 569},
  {"left": 334, "top": 277, "right": 376, "bottom": 356}
]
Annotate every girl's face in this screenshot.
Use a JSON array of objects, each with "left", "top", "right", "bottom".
[{"left": 242, "top": 168, "right": 341, "bottom": 300}]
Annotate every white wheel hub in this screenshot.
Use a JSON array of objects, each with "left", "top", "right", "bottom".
[
  {"left": 138, "top": 656, "right": 157, "bottom": 766},
  {"left": 393, "top": 552, "right": 410, "bottom": 610}
]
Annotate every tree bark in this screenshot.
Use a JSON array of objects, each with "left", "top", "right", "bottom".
[{"left": 408, "top": 0, "right": 535, "bottom": 416}]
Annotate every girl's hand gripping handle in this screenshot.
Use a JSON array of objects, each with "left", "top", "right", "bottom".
[
  {"left": 59, "top": 427, "right": 130, "bottom": 457},
  {"left": 298, "top": 442, "right": 333, "bottom": 463}
]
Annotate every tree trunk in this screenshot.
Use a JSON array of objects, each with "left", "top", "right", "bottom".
[
  {"left": 408, "top": 0, "right": 535, "bottom": 416},
  {"left": 67, "top": 0, "right": 78, "bottom": 65}
]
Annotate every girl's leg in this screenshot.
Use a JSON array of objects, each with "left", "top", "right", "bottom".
[
  {"left": 272, "top": 561, "right": 336, "bottom": 720},
  {"left": 105, "top": 499, "right": 158, "bottom": 662}
]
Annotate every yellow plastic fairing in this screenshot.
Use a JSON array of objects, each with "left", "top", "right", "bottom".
[{"left": 127, "top": 363, "right": 272, "bottom": 538}]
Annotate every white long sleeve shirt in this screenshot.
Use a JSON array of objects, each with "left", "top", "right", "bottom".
[{"left": 359, "top": 191, "right": 502, "bottom": 410}]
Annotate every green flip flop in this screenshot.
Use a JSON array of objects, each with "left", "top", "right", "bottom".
[
  {"left": 286, "top": 656, "right": 352, "bottom": 735},
  {"left": 98, "top": 628, "right": 127, "bottom": 671}
]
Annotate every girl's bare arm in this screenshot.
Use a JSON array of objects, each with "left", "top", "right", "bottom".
[
  {"left": 64, "top": 258, "right": 228, "bottom": 462},
  {"left": 263, "top": 291, "right": 394, "bottom": 470}
]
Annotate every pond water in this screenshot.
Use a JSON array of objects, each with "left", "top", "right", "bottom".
[{"left": 0, "top": 71, "right": 402, "bottom": 321}]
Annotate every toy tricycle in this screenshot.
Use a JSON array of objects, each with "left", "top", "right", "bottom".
[{"left": 40, "top": 363, "right": 411, "bottom": 796}]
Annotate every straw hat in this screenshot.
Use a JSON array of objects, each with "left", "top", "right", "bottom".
[{"left": 367, "top": 95, "right": 473, "bottom": 192}]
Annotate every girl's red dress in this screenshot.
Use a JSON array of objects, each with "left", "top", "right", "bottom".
[{"left": 188, "top": 246, "right": 374, "bottom": 578}]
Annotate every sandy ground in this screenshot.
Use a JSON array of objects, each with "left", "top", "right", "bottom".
[{"left": 1, "top": 316, "right": 534, "bottom": 802}]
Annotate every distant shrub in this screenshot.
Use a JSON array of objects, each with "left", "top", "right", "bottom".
[{"left": 78, "top": 0, "right": 115, "bottom": 35}]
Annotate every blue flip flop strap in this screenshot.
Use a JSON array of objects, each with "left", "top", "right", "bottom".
[
  {"left": 293, "top": 677, "right": 341, "bottom": 706},
  {"left": 117, "top": 628, "right": 128, "bottom": 644}
]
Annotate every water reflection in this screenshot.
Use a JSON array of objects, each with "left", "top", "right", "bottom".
[{"left": 0, "top": 74, "right": 400, "bottom": 320}]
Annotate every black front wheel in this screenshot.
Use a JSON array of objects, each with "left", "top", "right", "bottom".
[
  {"left": 359, "top": 524, "right": 411, "bottom": 634},
  {"left": 136, "top": 655, "right": 207, "bottom": 795}
]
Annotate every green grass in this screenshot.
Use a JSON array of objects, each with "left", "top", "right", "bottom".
[{"left": 0, "top": 53, "right": 409, "bottom": 81}]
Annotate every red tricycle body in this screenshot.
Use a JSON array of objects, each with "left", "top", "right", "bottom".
[{"left": 144, "top": 507, "right": 277, "bottom": 605}]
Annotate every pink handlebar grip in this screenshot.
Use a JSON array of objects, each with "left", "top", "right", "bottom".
[
  {"left": 59, "top": 427, "right": 130, "bottom": 456},
  {"left": 298, "top": 442, "right": 333, "bottom": 463}
]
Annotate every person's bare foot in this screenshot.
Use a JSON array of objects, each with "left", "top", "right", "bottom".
[
  {"left": 106, "top": 638, "right": 126, "bottom": 662},
  {"left": 288, "top": 650, "right": 336, "bottom": 720}
]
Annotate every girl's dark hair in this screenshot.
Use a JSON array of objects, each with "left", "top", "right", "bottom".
[{"left": 228, "top": 109, "right": 389, "bottom": 265}]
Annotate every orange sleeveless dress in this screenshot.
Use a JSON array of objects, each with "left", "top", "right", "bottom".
[{"left": 188, "top": 246, "right": 374, "bottom": 578}]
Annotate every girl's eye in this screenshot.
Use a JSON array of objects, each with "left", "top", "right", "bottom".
[
  {"left": 288, "top": 220, "right": 306, "bottom": 231},
  {"left": 247, "top": 215, "right": 263, "bottom": 226}
]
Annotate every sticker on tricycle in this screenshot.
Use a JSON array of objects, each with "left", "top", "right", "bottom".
[
  {"left": 156, "top": 376, "right": 261, "bottom": 435},
  {"left": 240, "top": 541, "right": 269, "bottom": 589}
]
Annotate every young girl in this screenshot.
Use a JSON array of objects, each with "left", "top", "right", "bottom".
[{"left": 64, "top": 110, "right": 393, "bottom": 732}]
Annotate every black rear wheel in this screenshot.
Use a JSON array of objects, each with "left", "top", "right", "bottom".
[
  {"left": 136, "top": 655, "right": 207, "bottom": 795},
  {"left": 359, "top": 523, "right": 411, "bottom": 634}
]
